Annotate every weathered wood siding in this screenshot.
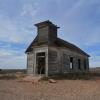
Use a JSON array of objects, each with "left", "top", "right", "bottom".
[
  {"left": 27, "top": 46, "right": 89, "bottom": 76},
  {"left": 62, "top": 54, "right": 70, "bottom": 73},
  {"left": 38, "top": 26, "right": 49, "bottom": 43},
  {"left": 27, "top": 52, "right": 34, "bottom": 74},
  {"left": 37, "top": 24, "right": 57, "bottom": 43},
  {"left": 48, "top": 49, "right": 59, "bottom": 75},
  {"left": 48, "top": 46, "right": 89, "bottom": 75}
]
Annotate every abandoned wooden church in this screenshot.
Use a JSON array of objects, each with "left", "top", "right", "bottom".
[{"left": 25, "top": 20, "right": 90, "bottom": 76}]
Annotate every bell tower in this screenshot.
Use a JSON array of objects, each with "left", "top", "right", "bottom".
[{"left": 35, "top": 20, "right": 59, "bottom": 43}]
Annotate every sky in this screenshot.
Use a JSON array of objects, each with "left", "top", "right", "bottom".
[{"left": 0, "top": 0, "right": 100, "bottom": 69}]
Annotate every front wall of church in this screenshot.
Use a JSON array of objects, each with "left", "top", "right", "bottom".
[{"left": 27, "top": 46, "right": 89, "bottom": 76}]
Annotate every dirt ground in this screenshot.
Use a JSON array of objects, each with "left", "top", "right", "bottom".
[{"left": 0, "top": 78, "right": 100, "bottom": 100}]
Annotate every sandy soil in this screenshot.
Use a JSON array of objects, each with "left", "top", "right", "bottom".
[{"left": 0, "top": 79, "right": 100, "bottom": 100}]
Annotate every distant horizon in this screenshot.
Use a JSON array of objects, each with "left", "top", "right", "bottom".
[{"left": 1, "top": 66, "right": 100, "bottom": 70}]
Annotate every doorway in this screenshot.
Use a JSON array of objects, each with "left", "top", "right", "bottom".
[{"left": 36, "top": 52, "right": 45, "bottom": 74}]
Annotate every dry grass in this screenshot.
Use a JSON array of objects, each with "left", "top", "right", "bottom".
[
  {"left": 43, "top": 72, "right": 100, "bottom": 80},
  {"left": 0, "top": 72, "right": 26, "bottom": 80}
]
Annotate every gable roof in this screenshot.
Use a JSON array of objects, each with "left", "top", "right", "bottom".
[
  {"left": 55, "top": 38, "right": 90, "bottom": 57},
  {"left": 25, "top": 36, "right": 38, "bottom": 53},
  {"left": 25, "top": 36, "right": 90, "bottom": 57}
]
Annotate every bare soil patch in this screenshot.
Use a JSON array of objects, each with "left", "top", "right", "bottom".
[{"left": 0, "top": 77, "right": 100, "bottom": 100}]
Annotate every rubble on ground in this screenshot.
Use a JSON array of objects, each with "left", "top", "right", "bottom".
[
  {"left": 19, "top": 75, "right": 42, "bottom": 83},
  {"left": 48, "top": 79, "right": 57, "bottom": 83},
  {"left": 18, "top": 75, "right": 57, "bottom": 84}
]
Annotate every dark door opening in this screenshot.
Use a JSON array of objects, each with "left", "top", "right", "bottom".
[{"left": 36, "top": 52, "right": 45, "bottom": 74}]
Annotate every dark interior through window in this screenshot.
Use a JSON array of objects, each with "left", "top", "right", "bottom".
[
  {"left": 84, "top": 59, "right": 87, "bottom": 70},
  {"left": 78, "top": 59, "right": 81, "bottom": 70},
  {"left": 70, "top": 57, "right": 73, "bottom": 69}
]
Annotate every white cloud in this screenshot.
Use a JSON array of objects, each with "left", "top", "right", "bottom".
[
  {"left": 90, "top": 56, "right": 100, "bottom": 67},
  {"left": 21, "top": 3, "right": 38, "bottom": 17},
  {"left": 65, "top": 0, "right": 85, "bottom": 17},
  {"left": 0, "top": 48, "right": 19, "bottom": 57},
  {"left": 58, "top": 0, "right": 100, "bottom": 47},
  {"left": 0, "top": 1, "right": 39, "bottom": 69},
  {"left": 0, "top": 16, "right": 22, "bottom": 43},
  {"left": 85, "top": 31, "right": 100, "bottom": 46},
  {"left": 0, "top": 48, "right": 26, "bottom": 69},
  {"left": 0, "top": 0, "right": 100, "bottom": 68},
  {"left": 0, "top": 15, "right": 35, "bottom": 44}
]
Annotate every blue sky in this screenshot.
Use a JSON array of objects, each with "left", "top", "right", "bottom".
[{"left": 0, "top": 0, "right": 100, "bottom": 69}]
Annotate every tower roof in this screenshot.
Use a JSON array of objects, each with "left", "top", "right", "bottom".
[{"left": 35, "top": 20, "right": 60, "bottom": 28}]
